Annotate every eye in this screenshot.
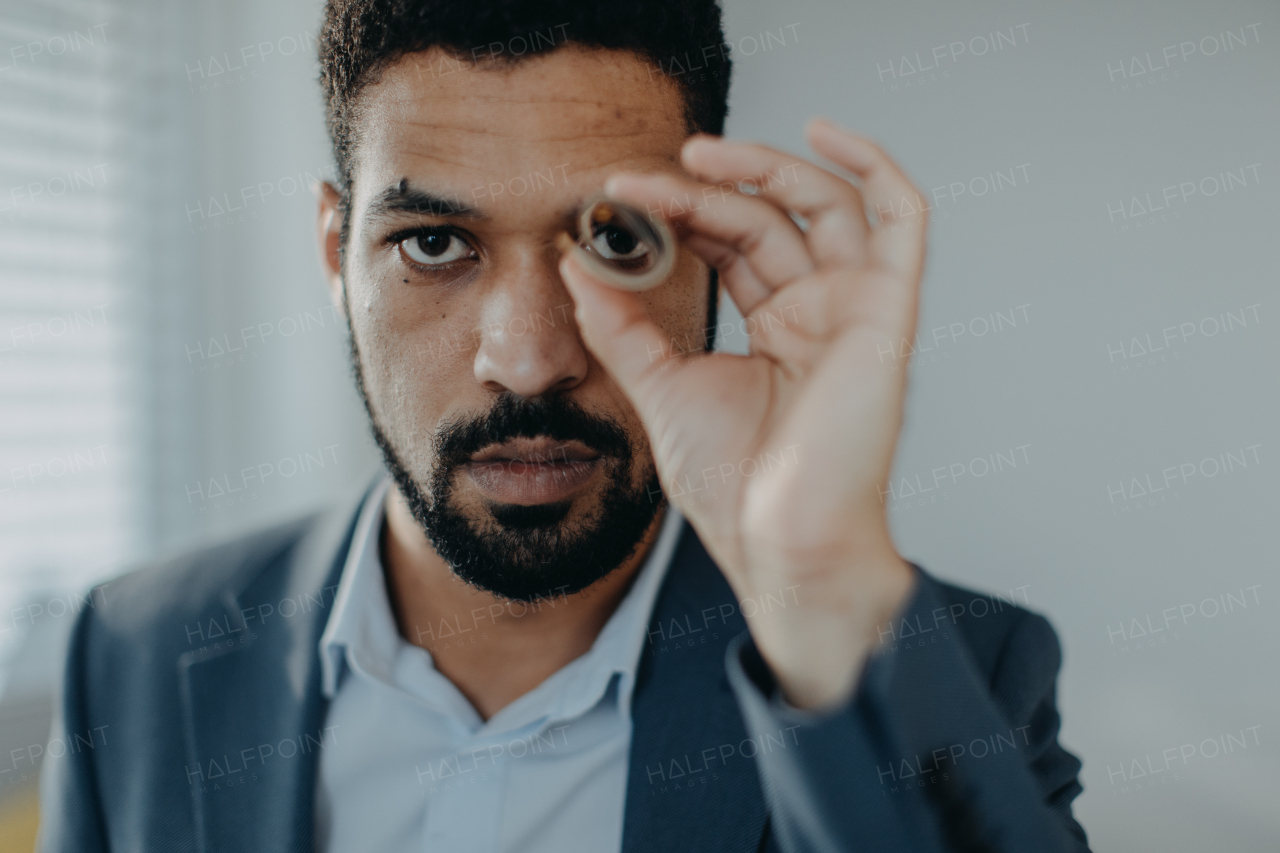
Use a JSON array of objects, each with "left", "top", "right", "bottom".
[
  {"left": 589, "top": 223, "right": 649, "bottom": 262},
  {"left": 398, "top": 228, "right": 477, "bottom": 267}
]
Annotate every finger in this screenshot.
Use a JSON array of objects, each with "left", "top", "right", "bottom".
[
  {"left": 680, "top": 243, "right": 863, "bottom": 377},
  {"left": 605, "top": 171, "right": 814, "bottom": 316},
  {"left": 682, "top": 233, "right": 773, "bottom": 313},
  {"left": 557, "top": 242, "right": 678, "bottom": 418},
  {"left": 740, "top": 273, "right": 845, "bottom": 377},
  {"left": 680, "top": 136, "right": 871, "bottom": 269},
  {"left": 805, "top": 119, "right": 927, "bottom": 283}
]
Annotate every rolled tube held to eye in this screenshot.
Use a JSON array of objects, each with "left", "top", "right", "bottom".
[{"left": 565, "top": 193, "right": 676, "bottom": 291}]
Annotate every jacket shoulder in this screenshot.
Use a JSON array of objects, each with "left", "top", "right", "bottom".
[
  {"left": 42, "top": 506, "right": 357, "bottom": 852},
  {"left": 88, "top": 512, "right": 321, "bottom": 645},
  {"left": 922, "top": 572, "right": 1062, "bottom": 688}
]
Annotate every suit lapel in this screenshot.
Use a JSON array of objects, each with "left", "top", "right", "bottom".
[
  {"left": 622, "top": 523, "right": 768, "bottom": 853},
  {"left": 179, "top": 494, "right": 364, "bottom": 853}
]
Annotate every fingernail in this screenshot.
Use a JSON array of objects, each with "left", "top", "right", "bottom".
[
  {"left": 605, "top": 173, "right": 646, "bottom": 196},
  {"left": 683, "top": 136, "right": 721, "bottom": 157}
]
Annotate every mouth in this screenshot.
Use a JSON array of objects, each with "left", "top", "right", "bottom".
[{"left": 463, "top": 437, "right": 603, "bottom": 505}]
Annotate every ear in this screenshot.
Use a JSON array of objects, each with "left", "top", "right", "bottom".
[{"left": 315, "top": 181, "right": 346, "bottom": 311}]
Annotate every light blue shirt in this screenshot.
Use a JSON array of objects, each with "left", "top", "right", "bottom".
[{"left": 314, "top": 476, "right": 683, "bottom": 853}]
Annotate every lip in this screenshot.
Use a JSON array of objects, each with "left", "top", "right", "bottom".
[
  {"left": 468, "top": 438, "right": 600, "bottom": 465},
  {"left": 463, "top": 438, "right": 603, "bottom": 505}
]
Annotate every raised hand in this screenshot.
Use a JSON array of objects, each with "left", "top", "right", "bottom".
[{"left": 560, "top": 119, "right": 927, "bottom": 709}]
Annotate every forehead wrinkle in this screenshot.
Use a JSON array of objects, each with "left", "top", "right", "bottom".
[
  {"left": 401, "top": 127, "right": 667, "bottom": 143},
  {"left": 394, "top": 110, "right": 674, "bottom": 135},
  {"left": 370, "top": 117, "right": 676, "bottom": 165},
  {"left": 390, "top": 145, "right": 491, "bottom": 174},
  {"left": 372, "top": 144, "right": 581, "bottom": 190},
  {"left": 381, "top": 130, "right": 676, "bottom": 180},
  {"left": 379, "top": 96, "right": 679, "bottom": 133},
  {"left": 383, "top": 85, "right": 678, "bottom": 111}
]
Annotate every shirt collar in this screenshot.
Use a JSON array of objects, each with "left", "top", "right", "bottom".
[
  {"left": 319, "top": 475, "right": 393, "bottom": 698},
  {"left": 318, "top": 474, "right": 683, "bottom": 725}
]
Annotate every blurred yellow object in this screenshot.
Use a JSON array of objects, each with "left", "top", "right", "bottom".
[{"left": 0, "top": 783, "right": 39, "bottom": 853}]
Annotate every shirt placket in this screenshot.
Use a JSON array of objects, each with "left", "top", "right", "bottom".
[{"left": 419, "top": 735, "right": 508, "bottom": 852}]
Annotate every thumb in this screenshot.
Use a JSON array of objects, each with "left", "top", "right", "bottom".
[{"left": 558, "top": 241, "right": 676, "bottom": 408}]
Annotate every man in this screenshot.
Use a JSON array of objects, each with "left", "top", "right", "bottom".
[{"left": 39, "top": 1, "right": 1089, "bottom": 851}]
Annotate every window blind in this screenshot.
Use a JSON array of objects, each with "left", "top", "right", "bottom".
[{"left": 0, "top": 0, "right": 155, "bottom": 699}]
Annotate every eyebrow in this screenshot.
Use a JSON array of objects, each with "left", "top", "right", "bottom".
[{"left": 364, "top": 180, "right": 486, "bottom": 222}]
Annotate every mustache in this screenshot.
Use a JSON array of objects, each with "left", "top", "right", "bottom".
[{"left": 432, "top": 392, "right": 632, "bottom": 469}]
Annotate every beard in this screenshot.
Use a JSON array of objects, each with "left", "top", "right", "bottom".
[
  {"left": 339, "top": 270, "right": 719, "bottom": 603},
  {"left": 353, "top": 348, "right": 663, "bottom": 602}
]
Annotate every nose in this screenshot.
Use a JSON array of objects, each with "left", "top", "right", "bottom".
[{"left": 472, "top": 248, "right": 589, "bottom": 398}]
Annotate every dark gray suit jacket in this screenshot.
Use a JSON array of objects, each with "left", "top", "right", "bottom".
[{"left": 39, "top": 487, "right": 1089, "bottom": 852}]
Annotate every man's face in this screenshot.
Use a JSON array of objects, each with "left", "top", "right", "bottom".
[{"left": 323, "top": 46, "right": 710, "bottom": 601}]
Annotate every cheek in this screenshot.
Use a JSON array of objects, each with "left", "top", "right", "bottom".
[
  {"left": 640, "top": 250, "right": 710, "bottom": 348},
  {"left": 348, "top": 272, "right": 479, "bottom": 424}
]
